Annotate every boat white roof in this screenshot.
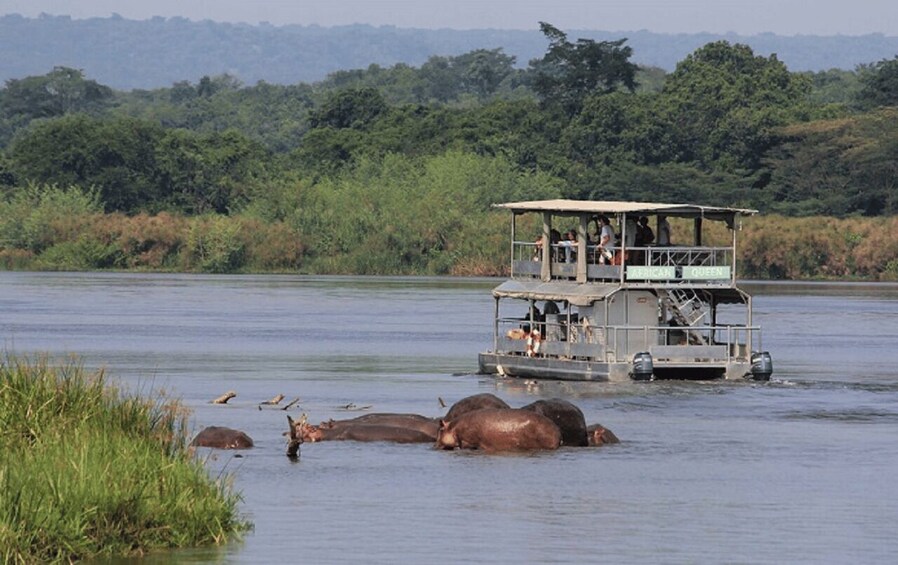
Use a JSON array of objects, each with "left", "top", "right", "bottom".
[
  {"left": 494, "top": 199, "right": 757, "bottom": 219},
  {"left": 492, "top": 280, "right": 619, "bottom": 306},
  {"left": 492, "top": 279, "right": 750, "bottom": 305}
]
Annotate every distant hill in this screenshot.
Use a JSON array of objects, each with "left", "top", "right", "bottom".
[{"left": 2, "top": 13, "right": 898, "bottom": 90}]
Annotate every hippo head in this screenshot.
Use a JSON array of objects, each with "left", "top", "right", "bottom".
[
  {"left": 587, "top": 425, "right": 620, "bottom": 446},
  {"left": 435, "top": 419, "right": 459, "bottom": 450}
]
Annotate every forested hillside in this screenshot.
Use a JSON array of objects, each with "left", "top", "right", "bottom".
[
  {"left": 1, "top": 23, "right": 897, "bottom": 279},
  {"left": 3, "top": 14, "right": 898, "bottom": 89}
]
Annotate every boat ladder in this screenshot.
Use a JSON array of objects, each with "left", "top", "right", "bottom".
[{"left": 663, "top": 288, "right": 709, "bottom": 345}]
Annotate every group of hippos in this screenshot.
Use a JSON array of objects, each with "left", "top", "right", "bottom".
[{"left": 191, "top": 393, "right": 619, "bottom": 456}]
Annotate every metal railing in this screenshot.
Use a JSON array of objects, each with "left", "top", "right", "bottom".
[
  {"left": 511, "top": 240, "right": 734, "bottom": 285},
  {"left": 494, "top": 316, "right": 760, "bottom": 364}
]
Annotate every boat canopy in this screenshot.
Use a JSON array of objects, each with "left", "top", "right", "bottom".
[
  {"left": 492, "top": 279, "right": 750, "bottom": 306},
  {"left": 491, "top": 279, "right": 618, "bottom": 306},
  {"left": 494, "top": 199, "right": 757, "bottom": 225}
]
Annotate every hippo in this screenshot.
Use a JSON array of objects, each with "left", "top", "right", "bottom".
[
  {"left": 321, "top": 413, "right": 440, "bottom": 439},
  {"left": 437, "top": 408, "right": 562, "bottom": 452},
  {"left": 520, "top": 398, "right": 589, "bottom": 447},
  {"left": 444, "top": 393, "right": 510, "bottom": 421},
  {"left": 191, "top": 426, "right": 254, "bottom": 449},
  {"left": 295, "top": 420, "right": 435, "bottom": 444},
  {"left": 586, "top": 423, "right": 620, "bottom": 446}
]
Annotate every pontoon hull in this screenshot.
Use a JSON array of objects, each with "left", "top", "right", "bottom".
[{"left": 479, "top": 352, "right": 753, "bottom": 382}]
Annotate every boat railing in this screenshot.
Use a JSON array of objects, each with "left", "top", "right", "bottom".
[
  {"left": 496, "top": 316, "right": 760, "bottom": 364},
  {"left": 511, "top": 240, "right": 734, "bottom": 285}
]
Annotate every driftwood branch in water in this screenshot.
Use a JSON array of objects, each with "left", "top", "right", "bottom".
[
  {"left": 338, "top": 403, "right": 372, "bottom": 411},
  {"left": 260, "top": 394, "right": 285, "bottom": 406},
  {"left": 281, "top": 397, "right": 301, "bottom": 411},
  {"left": 211, "top": 391, "right": 236, "bottom": 404}
]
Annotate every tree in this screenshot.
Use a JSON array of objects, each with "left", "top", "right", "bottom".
[
  {"left": 1, "top": 67, "right": 113, "bottom": 122},
  {"left": 857, "top": 56, "right": 898, "bottom": 109},
  {"left": 308, "top": 87, "right": 387, "bottom": 130},
  {"left": 7, "top": 114, "right": 165, "bottom": 212},
  {"left": 529, "top": 22, "right": 638, "bottom": 115},
  {"left": 658, "top": 41, "right": 811, "bottom": 170}
]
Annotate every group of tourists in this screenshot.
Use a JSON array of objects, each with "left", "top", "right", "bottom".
[{"left": 535, "top": 214, "right": 671, "bottom": 265}]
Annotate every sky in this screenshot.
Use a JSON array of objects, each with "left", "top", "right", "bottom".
[{"left": 1, "top": 0, "right": 897, "bottom": 36}]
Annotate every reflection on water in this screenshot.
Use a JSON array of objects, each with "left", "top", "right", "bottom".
[{"left": 3, "top": 273, "right": 898, "bottom": 564}]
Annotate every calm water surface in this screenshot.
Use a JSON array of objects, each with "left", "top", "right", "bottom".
[{"left": 2, "top": 273, "right": 898, "bottom": 564}]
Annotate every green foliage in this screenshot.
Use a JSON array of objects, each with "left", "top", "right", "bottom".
[
  {"left": 0, "top": 66, "right": 113, "bottom": 122},
  {"left": 763, "top": 109, "right": 898, "bottom": 216},
  {"left": 0, "top": 183, "right": 102, "bottom": 252},
  {"left": 0, "top": 355, "right": 248, "bottom": 562},
  {"left": 857, "top": 56, "right": 898, "bottom": 109},
  {"left": 183, "top": 215, "right": 247, "bottom": 273},
  {"left": 530, "top": 22, "right": 638, "bottom": 115},
  {"left": 7, "top": 114, "right": 165, "bottom": 212},
  {"left": 291, "top": 151, "right": 563, "bottom": 274},
  {"left": 658, "top": 41, "right": 811, "bottom": 170},
  {"left": 308, "top": 87, "right": 388, "bottom": 129}
]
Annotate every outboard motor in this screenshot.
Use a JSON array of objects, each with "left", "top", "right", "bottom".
[
  {"left": 750, "top": 351, "right": 773, "bottom": 381},
  {"left": 631, "top": 352, "right": 654, "bottom": 381}
]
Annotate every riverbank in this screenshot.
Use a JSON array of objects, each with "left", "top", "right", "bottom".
[
  {"left": 0, "top": 355, "right": 249, "bottom": 562},
  {"left": 1, "top": 196, "right": 896, "bottom": 281}
]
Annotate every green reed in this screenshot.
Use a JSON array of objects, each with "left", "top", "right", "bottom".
[{"left": 0, "top": 355, "right": 249, "bottom": 563}]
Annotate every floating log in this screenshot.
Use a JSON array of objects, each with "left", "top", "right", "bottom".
[{"left": 211, "top": 391, "right": 236, "bottom": 404}]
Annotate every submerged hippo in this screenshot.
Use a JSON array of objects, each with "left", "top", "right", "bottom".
[
  {"left": 444, "top": 393, "right": 510, "bottom": 421},
  {"left": 437, "top": 408, "right": 562, "bottom": 452},
  {"left": 586, "top": 423, "right": 620, "bottom": 446},
  {"left": 191, "top": 426, "right": 254, "bottom": 449},
  {"left": 295, "top": 420, "right": 435, "bottom": 444},
  {"left": 521, "top": 398, "right": 589, "bottom": 447},
  {"left": 321, "top": 413, "right": 440, "bottom": 439}
]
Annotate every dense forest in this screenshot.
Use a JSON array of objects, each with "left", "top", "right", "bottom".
[{"left": 1, "top": 23, "right": 897, "bottom": 279}]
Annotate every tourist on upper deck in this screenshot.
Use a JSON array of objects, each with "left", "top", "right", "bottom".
[
  {"left": 657, "top": 216, "right": 672, "bottom": 246},
  {"left": 636, "top": 216, "right": 654, "bottom": 246},
  {"left": 560, "top": 229, "right": 577, "bottom": 263},
  {"left": 596, "top": 215, "right": 615, "bottom": 264}
]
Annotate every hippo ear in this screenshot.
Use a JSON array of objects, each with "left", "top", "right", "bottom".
[{"left": 439, "top": 419, "right": 448, "bottom": 429}]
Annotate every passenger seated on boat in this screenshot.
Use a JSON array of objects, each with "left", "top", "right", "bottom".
[{"left": 559, "top": 230, "right": 577, "bottom": 263}]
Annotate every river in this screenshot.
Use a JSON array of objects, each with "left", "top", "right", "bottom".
[{"left": 2, "top": 272, "right": 898, "bottom": 564}]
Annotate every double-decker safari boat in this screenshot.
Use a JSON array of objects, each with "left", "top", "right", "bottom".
[{"left": 478, "top": 200, "right": 773, "bottom": 382}]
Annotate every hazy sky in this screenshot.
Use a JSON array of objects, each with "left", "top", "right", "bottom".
[{"left": 2, "top": 0, "right": 897, "bottom": 36}]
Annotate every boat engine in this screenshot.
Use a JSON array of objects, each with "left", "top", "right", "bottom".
[
  {"left": 631, "top": 352, "right": 654, "bottom": 381},
  {"left": 750, "top": 351, "right": 773, "bottom": 381}
]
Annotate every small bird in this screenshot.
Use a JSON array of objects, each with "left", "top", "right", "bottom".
[{"left": 260, "top": 394, "right": 285, "bottom": 406}]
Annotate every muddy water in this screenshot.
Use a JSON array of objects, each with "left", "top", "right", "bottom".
[{"left": 3, "top": 273, "right": 898, "bottom": 564}]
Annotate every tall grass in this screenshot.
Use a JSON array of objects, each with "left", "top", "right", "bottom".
[{"left": 0, "top": 355, "right": 248, "bottom": 563}]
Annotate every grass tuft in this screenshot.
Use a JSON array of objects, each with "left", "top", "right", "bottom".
[{"left": 0, "top": 354, "right": 249, "bottom": 563}]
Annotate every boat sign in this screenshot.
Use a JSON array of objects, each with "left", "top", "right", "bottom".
[
  {"left": 627, "top": 266, "right": 675, "bottom": 280},
  {"left": 682, "top": 266, "right": 731, "bottom": 280}
]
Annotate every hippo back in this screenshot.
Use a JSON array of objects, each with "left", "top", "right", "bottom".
[
  {"left": 445, "top": 393, "right": 510, "bottom": 421},
  {"left": 521, "top": 398, "right": 588, "bottom": 447},
  {"left": 191, "top": 426, "right": 254, "bottom": 449}
]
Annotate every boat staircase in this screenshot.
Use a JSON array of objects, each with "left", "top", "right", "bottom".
[{"left": 662, "top": 288, "right": 709, "bottom": 345}]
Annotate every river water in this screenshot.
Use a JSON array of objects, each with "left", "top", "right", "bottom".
[{"left": 2, "top": 272, "right": 898, "bottom": 564}]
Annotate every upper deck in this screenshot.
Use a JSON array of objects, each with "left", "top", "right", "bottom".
[{"left": 496, "top": 199, "right": 756, "bottom": 288}]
